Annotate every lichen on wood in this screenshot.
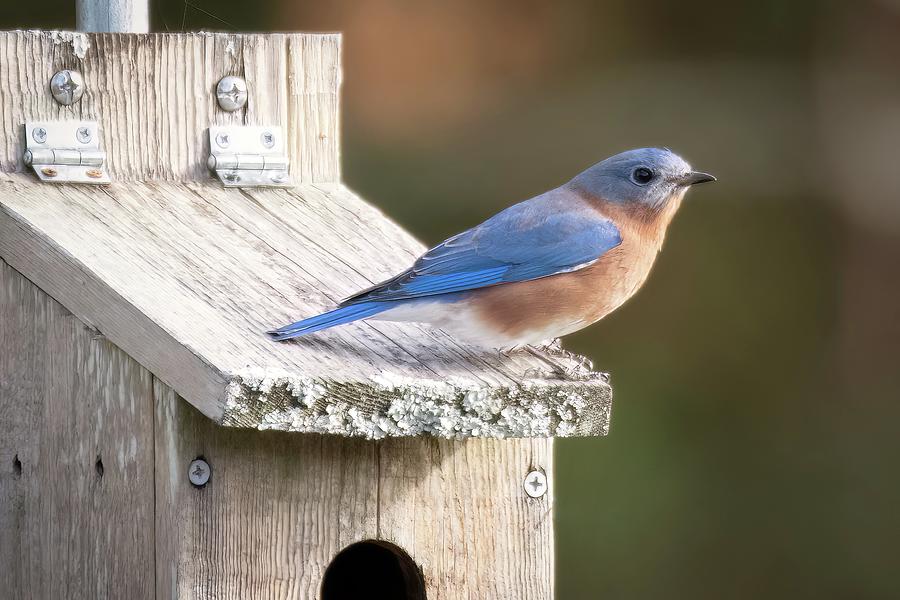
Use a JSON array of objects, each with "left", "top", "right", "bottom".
[{"left": 223, "top": 368, "right": 611, "bottom": 439}]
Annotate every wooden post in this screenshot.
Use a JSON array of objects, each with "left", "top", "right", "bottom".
[
  {"left": 0, "top": 30, "right": 612, "bottom": 599},
  {"left": 76, "top": 0, "right": 149, "bottom": 33}
]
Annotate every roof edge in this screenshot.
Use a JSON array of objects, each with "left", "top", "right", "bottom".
[{"left": 222, "top": 368, "right": 612, "bottom": 439}]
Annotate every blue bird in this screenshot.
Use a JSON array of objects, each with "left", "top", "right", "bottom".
[{"left": 269, "top": 148, "right": 714, "bottom": 348}]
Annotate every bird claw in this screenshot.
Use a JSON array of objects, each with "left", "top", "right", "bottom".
[
  {"left": 523, "top": 366, "right": 550, "bottom": 378},
  {"left": 521, "top": 340, "right": 598, "bottom": 380},
  {"left": 555, "top": 358, "right": 594, "bottom": 380},
  {"left": 542, "top": 340, "right": 594, "bottom": 372},
  {"left": 535, "top": 337, "right": 564, "bottom": 352}
]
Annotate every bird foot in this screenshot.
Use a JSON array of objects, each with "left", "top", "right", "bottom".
[
  {"left": 523, "top": 341, "right": 599, "bottom": 380},
  {"left": 541, "top": 339, "right": 594, "bottom": 371}
]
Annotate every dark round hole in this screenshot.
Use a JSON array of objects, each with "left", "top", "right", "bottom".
[
  {"left": 95, "top": 455, "right": 104, "bottom": 478},
  {"left": 322, "top": 540, "right": 426, "bottom": 600},
  {"left": 12, "top": 454, "right": 22, "bottom": 478}
]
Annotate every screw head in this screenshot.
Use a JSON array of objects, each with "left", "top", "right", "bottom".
[
  {"left": 85, "top": 168, "right": 103, "bottom": 179},
  {"left": 188, "top": 458, "right": 211, "bottom": 487},
  {"left": 50, "top": 70, "right": 85, "bottom": 106},
  {"left": 76, "top": 126, "right": 92, "bottom": 144},
  {"left": 23, "top": 149, "right": 33, "bottom": 165},
  {"left": 270, "top": 172, "right": 288, "bottom": 184},
  {"left": 40, "top": 167, "right": 58, "bottom": 178},
  {"left": 216, "top": 75, "right": 248, "bottom": 112},
  {"left": 215, "top": 132, "right": 231, "bottom": 149},
  {"left": 260, "top": 130, "right": 275, "bottom": 149},
  {"left": 32, "top": 127, "right": 47, "bottom": 144},
  {"left": 523, "top": 470, "right": 548, "bottom": 499},
  {"left": 223, "top": 172, "right": 241, "bottom": 184}
]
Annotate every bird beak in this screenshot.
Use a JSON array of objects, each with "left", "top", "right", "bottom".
[{"left": 679, "top": 171, "right": 717, "bottom": 186}]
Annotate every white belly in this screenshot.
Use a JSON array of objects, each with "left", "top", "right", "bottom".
[{"left": 372, "top": 298, "right": 584, "bottom": 350}]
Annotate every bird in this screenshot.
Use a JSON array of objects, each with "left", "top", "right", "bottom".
[{"left": 268, "top": 147, "right": 715, "bottom": 350}]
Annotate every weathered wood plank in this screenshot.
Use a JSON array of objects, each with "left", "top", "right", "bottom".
[
  {"left": 0, "top": 260, "right": 155, "bottom": 599},
  {"left": 154, "top": 379, "right": 378, "bottom": 599},
  {"left": 0, "top": 259, "right": 48, "bottom": 598},
  {"left": 0, "top": 27, "right": 569, "bottom": 600},
  {"left": 0, "top": 174, "right": 612, "bottom": 437},
  {"left": 0, "top": 178, "right": 229, "bottom": 419},
  {"left": 0, "top": 31, "right": 339, "bottom": 183},
  {"left": 153, "top": 377, "right": 554, "bottom": 599},
  {"left": 287, "top": 34, "right": 342, "bottom": 182},
  {"left": 378, "top": 437, "right": 555, "bottom": 599},
  {"left": 0, "top": 30, "right": 611, "bottom": 438}
]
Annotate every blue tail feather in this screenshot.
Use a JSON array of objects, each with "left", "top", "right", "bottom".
[{"left": 267, "top": 301, "right": 388, "bottom": 341}]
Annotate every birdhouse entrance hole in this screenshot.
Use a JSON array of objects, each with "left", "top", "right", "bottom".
[{"left": 321, "top": 540, "right": 426, "bottom": 600}]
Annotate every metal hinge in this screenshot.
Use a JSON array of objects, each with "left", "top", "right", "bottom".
[
  {"left": 207, "top": 126, "right": 292, "bottom": 188},
  {"left": 22, "top": 121, "right": 110, "bottom": 184}
]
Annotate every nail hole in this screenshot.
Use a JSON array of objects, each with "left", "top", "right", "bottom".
[
  {"left": 95, "top": 455, "right": 104, "bottom": 478},
  {"left": 322, "top": 540, "right": 426, "bottom": 600},
  {"left": 13, "top": 454, "right": 22, "bottom": 478}
]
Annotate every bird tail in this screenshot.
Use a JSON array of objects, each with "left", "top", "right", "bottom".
[{"left": 267, "top": 301, "right": 389, "bottom": 341}]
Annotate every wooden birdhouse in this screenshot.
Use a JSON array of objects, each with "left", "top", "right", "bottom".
[{"left": 0, "top": 29, "right": 612, "bottom": 599}]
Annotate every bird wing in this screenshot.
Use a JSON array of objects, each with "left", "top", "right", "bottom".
[{"left": 341, "top": 196, "right": 622, "bottom": 306}]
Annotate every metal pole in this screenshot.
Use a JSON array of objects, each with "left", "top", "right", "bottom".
[{"left": 76, "top": 0, "right": 150, "bottom": 33}]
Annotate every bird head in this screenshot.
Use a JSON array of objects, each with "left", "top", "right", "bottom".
[{"left": 569, "top": 147, "right": 715, "bottom": 213}]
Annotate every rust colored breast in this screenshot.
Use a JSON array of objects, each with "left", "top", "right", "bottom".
[{"left": 470, "top": 197, "right": 676, "bottom": 341}]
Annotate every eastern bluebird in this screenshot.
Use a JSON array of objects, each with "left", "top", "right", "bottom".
[{"left": 269, "top": 148, "right": 715, "bottom": 349}]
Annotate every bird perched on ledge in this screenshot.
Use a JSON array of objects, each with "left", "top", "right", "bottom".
[{"left": 269, "top": 148, "right": 715, "bottom": 349}]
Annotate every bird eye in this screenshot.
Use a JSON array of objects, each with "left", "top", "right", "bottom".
[{"left": 631, "top": 167, "right": 654, "bottom": 185}]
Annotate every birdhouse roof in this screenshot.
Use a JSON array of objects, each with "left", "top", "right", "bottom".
[{"left": 0, "top": 30, "right": 611, "bottom": 439}]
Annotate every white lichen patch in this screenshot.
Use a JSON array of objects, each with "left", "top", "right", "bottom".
[
  {"left": 223, "top": 367, "right": 612, "bottom": 440},
  {"left": 47, "top": 31, "right": 91, "bottom": 59},
  {"left": 225, "top": 367, "right": 326, "bottom": 420}
]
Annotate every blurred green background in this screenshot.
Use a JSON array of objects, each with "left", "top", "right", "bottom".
[{"left": 5, "top": 1, "right": 899, "bottom": 597}]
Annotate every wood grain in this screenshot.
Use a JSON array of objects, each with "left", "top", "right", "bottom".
[
  {"left": 0, "top": 260, "right": 156, "bottom": 599},
  {"left": 0, "top": 31, "right": 338, "bottom": 183},
  {"left": 0, "top": 175, "right": 612, "bottom": 437},
  {"left": 378, "top": 437, "right": 555, "bottom": 600},
  {"left": 0, "top": 29, "right": 565, "bottom": 600},
  {"left": 0, "top": 30, "right": 612, "bottom": 438},
  {"left": 153, "top": 379, "right": 378, "bottom": 599},
  {"left": 153, "top": 379, "right": 554, "bottom": 599},
  {"left": 2, "top": 261, "right": 555, "bottom": 598}
]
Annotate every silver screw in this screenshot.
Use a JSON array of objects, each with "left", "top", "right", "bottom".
[
  {"left": 260, "top": 130, "right": 275, "bottom": 149},
  {"left": 270, "top": 172, "right": 288, "bottom": 185},
  {"left": 188, "top": 458, "right": 210, "bottom": 487},
  {"left": 23, "top": 149, "right": 33, "bottom": 165},
  {"left": 523, "top": 470, "right": 548, "bottom": 499},
  {"left": 32, "top": 127, "right": 47, "bottom": 144},
  {"left": 76, "top": 126, "right": 92, "bottom": 144},
  {"left": 215, "top": 132, "right": 230, "bottom": 148},
  {"left": 223, "top": 172, "right": 241, "bottom": 184},
  {"left": 50, "top": 70, "right": 85, "bottom": 106},
  {"left": 215, "top": 75, "right": 248, "bottom": 112}
]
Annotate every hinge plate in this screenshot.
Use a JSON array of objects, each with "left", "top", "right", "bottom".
[
  {"left": 23, "top": 121, "right": 110, "bottom": 184},
  {"left": 207, "top": 126, "right": 292, "bottom": 188}
]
